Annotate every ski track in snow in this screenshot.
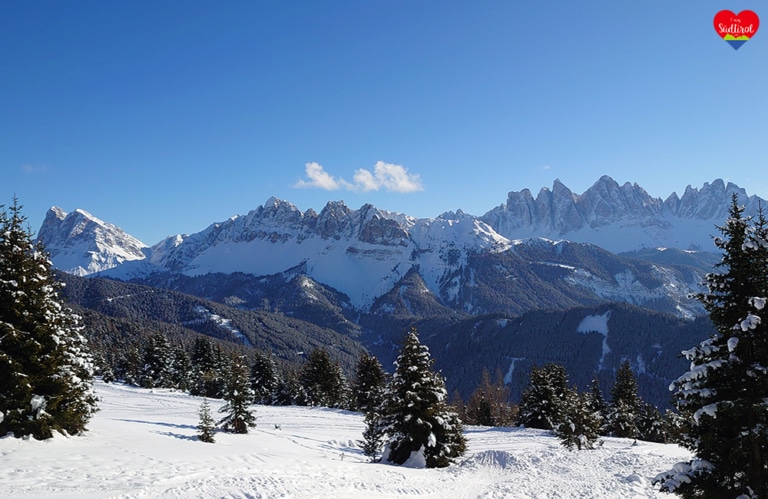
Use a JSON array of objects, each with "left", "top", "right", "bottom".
[{"left": 0, "top": 382, "right": 690, "bottom": 498}]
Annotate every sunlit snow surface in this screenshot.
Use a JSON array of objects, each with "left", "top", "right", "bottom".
[{"left": 0, "top": 381, "right": 690, "bottom": 498}]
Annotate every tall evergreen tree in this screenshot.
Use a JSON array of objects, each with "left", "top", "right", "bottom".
[
  {"left": 585, "top": 374, "right": 608, "bottom": 435},
  {"left": 170, "top": 344, "right": 192, "bottom": 391},
  {"left": 379, "top": 327, "right": 466, "bottom": 468},
  {"left": 0, "top": 198, "right": 97, "bottom": 439},
  {"left": 518, "top": 363, "right": 569, "bottom": 430},
  {"left": 299, "top": 348, "right": 348, "bottom": 408},
  {"left": 352, "top": 352, "right": 387, "bottom": 414},
  {"left": 607, "top": 360, "right": 641, "bottom": 438},
  {"left": 250, "top": 350, "right": 278, "bottom": 405},
  {"left": 138, "top": 332, "right": 174, "bottom": 389},
  {"left": 219, "top": 355, "right": 256, "bottom": 434},
  {"left": 120, "top": 344, "right": 142, "bottom": 386},
  {"left": 656, "top": 196, "right": 768, "bottom": 497},
  {"left": 190, "top": 338, "right": 228, "bottom": 398}
]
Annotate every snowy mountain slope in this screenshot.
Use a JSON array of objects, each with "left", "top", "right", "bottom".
[
  {"left": 36, "top": 206, "right": 148, "bottom": 276},
  {"left": 482, "top": 176, "right": 765, "bottom": 253},
  {"left": 129, "top": 232, "right": 704, "bottom": 320},
  {"left": 39, "top": 176, "right": 755, "bottom": 318},
  {"left": 111, "top": 201, "right": 513, "bottom": 311},
  {"left": 0, "top": 381, "right": 691, "bottom": 498}
]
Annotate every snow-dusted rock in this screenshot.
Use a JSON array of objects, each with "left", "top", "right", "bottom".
[{"left": 37, "top": 207, "right": 148, "bottom": 276}]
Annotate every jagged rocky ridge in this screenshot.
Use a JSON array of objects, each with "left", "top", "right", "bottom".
[{"left": 482, "top": 176, "right": 764, "bottom": 252}]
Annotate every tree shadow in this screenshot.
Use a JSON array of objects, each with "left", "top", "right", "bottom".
[
  {"left": 153, "top": 430, "right": 199, "bottom": 441},
  {"left": 116, "top": 419, "right": 196, "bottom": 431}
]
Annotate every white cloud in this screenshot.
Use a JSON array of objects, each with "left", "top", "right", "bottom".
[
  {"left": 293, "top": 162, "right": 352, "bottom": 191},
  {"left": 294, "top": 161, "right": 423, "bottom": 193}
]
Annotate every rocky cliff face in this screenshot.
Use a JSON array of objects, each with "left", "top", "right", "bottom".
[{"left": 482, "top": 176, "right": 763, "bottom": 252}]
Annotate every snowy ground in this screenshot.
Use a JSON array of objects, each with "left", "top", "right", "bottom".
[{"left": 1, "top": 382, "right": 690, "bottom": 498}]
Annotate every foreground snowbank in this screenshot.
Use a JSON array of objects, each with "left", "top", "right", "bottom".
[{"left": 0, "top": 381, "right": 689, "bottom": 498}]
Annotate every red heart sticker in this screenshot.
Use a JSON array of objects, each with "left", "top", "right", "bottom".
[{"left": 714, "top": 10, "right": 760, "bottom": 50}]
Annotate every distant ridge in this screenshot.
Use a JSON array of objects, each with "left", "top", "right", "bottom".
[{"left": 482, "top": 176, "right": 764, "bottom": 252}]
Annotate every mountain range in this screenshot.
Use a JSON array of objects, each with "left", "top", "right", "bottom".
[
  {"left": 37, "top": 176, "right": 759, "bottom": 407},
  {"left": 39, "top": 176, "right": 762, "bottom": 316}
]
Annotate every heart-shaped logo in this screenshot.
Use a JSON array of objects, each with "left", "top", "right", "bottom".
[{"left": 714, "top": 10, "right": 760, "bottom": 50}]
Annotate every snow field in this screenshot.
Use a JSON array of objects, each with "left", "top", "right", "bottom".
[{"left": 0, "top": 382, "right": 690, "bottom": 498}]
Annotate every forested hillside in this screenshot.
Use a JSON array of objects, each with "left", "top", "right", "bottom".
[
  {"left": 57, "top": 272, "right": 366, "bottom": 375},
  {"left": 58, "top": 271, "right": 714, "bottom": 410}
]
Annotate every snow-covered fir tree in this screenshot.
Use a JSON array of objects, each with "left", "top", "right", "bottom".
[
  {"left": 518, "top": 363, "right": 569, "bottom": 430},
  {"left": 119, "top": 344, "right": 142, "bottom": 386},
  {"left": 379, "top": 327, "right": 466, "bottom": 468},
  {"left": 555, "top": 388, "right": 603, "bottom": 451},
  {"left": 607, "top": 360, "right": 641, "bottom": 438},
  {"left": 170, "top": 344, "right": 192, "bottom": 391},
  {"left": 197, "top": 398, "right": 216, "bottom": 443},
  {"left": 636, "top": 402, "right": 665, "bottom": 443},
  {"left": 656, "top": 196, "right": 768, "bottom": 497},
  {"left": 0, "top": 198, "right": 97, "bottom": 439},
  {"left": 250, "top": 350, "right": 278, "bottom": 405},
  {"left": 352, "top": 352, "right": 388, "bottom": 462},
  {"left": 585, "top": 374, "right": 608, "bottom": 435},
  {"left": 218, "top": 355, "right": 256, "bottom": 434},
  {"left": 138, "top": 332, "right": 174, "bottom": 389},
  {"left": 352, "top": 352, "right": 387, "bottom": 414}
]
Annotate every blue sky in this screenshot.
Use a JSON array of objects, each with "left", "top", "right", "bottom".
[{"left": 3, "top": 1, "right": 767, "bottom": 245}]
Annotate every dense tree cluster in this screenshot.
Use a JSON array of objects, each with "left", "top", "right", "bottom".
[
  {"left": 514, "top": 359, "right": 672, "bottom": 451},
  {"left": 93, "top": 326, "right": 358, "bottom": 414}
]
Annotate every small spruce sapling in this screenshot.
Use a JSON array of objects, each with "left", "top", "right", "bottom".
[
  {"left": 197, "top": 399, "right": 216, "bottom": 443},
  {"left": 359, "top": 410, "right": 385, "bottom": 462}
]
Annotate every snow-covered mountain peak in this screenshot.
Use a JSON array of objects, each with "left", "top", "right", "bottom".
[
  {"left": 259, "top": 196, "right": 303, "bottom": 221},
  {"left": 410, "top": 213, "right": 512, "bottom": 255},
  {"left": 48, "top": 205, "right": 68, "bottom": 221},
  {"left": 37, "top": 207, "right": 147, "bottom": 276}
]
